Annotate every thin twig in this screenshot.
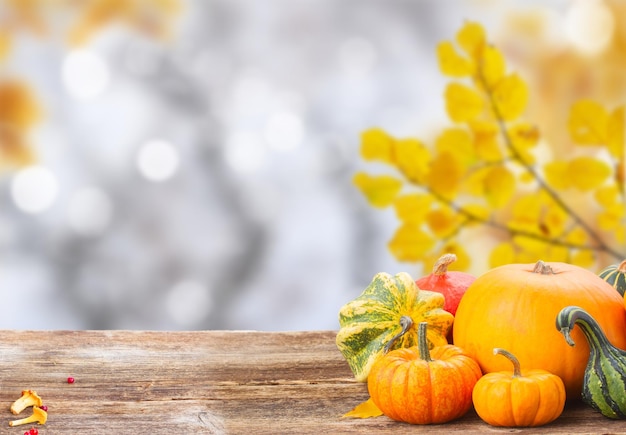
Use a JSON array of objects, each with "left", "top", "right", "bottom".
[
  {"left": 425, "top": 186, "right": 613, "bottom": 253},
  {"left": 476, "top": 69, "right": 623, "bottom": 261}
]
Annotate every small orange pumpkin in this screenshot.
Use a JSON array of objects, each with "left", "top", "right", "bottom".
[
  {"left": 453, "top": 260, "right": 626, "bottom": 399},
  {"left": 472, "top": 348, "right": 566, "bottom": 427},
  {"left": 368, "top": 321, "right": 482, "bottom": 424}
]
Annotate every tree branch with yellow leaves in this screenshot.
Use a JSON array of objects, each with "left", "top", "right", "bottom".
[{"left": 354, "top": 21, "right": 625, "bottom": 272}]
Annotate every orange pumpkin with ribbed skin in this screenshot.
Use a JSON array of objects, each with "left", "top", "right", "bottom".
[
  {"left": 453, "top": 260, "right": 626, "bottom": 399},
  {"left": 368, "top": 322, "right": 482, "bottom": 424},
  {"left": 472, "top": 348, "right": 566, "bottom": 427}
]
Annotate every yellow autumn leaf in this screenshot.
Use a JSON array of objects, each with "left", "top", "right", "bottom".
[
  {"left": 393, "top": 193, "right": 432, "bottom": 224},
  {"left": 445, "top": 83, "right": 483, "bottom": 123},
  {"left": 435, "top": 128, "right": 475, "bottom": 165},
  {"left": 437, "top": 41, "right": 473, "bottom": 77},
  {"left": 607, "top": 106, "right": 624, "bottom": 159},
  {"left": 393, "top": 138, "right": 431, "bottom": 183},
  {"left": 571, "top": 250, "right": 595, "bottom": 268},
  {"left": 508, "top": 217, "right": 541, "bottom": 236},
  {"left": 426, "top": 207, "right": 459, "bottom": 238},
  {"left": 353, "top": 172, "right": 402, "bottom": 208},
  {"left": 567, "top": 157, "right": 610, "bottom": 191},
  {"left": 513, "top": 147, "right": 535, "bottom": 165},
  {"left": 519, "top": 171, "right": 535, "bottom": 183},
  {"left": 597, "top": 204, "right": 624, "bottom": 230},
  {"left": 508, "top": 123, "right": 539, "bottom": 149},
  {"left": 595, "top": 185, "right": 619, "bottom": 207},
  {"left": 543, "top": 203, "right": 569, "bottom": 236},
  {"left": 456, "top": 21, "right": 486, "bottom": 59},
  {"left": 568, "top": 100, "right": 608, "bottom": 145},
  {"left": 0, "top": 127, "right": 36, "bottom": 168},
  {"left": 480, "top": 45, "right": 506, "bottom": 89},
  {"left": 566, "top": 227, "right": 588, "bottom": 246},
  {"left": 547, "top": 245, "right": 569, "bottom": 263},
  {"left": 544, "top": 161, "right": 570, "bottom": 190},
  {"left": 360, "top": 128, "right": 394, "bottom": 163},
  {"left": 489, "top": 243, "right": 516, "bottom": 268},
  {"left": 512, "top": 193, "right": 542, "bottom": 222},
  {"left": 464, "top": 166, "right": 490, "bottom": 196},
  {"left": 342, "top": 398, "right": 383, "bottom": 419},
  {"left": 469, "top": 121, "right": 502, "bottom": 162},
  {"left": 513, "top": 236, "right": 550, "bottom": 263},
  {"left": 513, "top": 232, "right": 551, "bottom": 253},
  {"left": 0, "top": 80, "right": 41, "bottom": 130},
  {"left": 491, "top": 74, "right": 528, "bottom": 121},
  {"left": 388, "top": 223, "right": 436, "bottom": 262},
  {"left": 458, "top": 203, "right": 490, "bottom": 224},
  {"left": 425, "top": 151, "right": 464, "bottom": 199},
  {"left": 484, "top": 166, "right": 515, "bottom": 208}
]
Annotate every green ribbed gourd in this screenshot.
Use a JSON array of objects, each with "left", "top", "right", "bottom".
[
  {"left": 336, "top": 272, "right": 453, "bottom": 382},
  {"left": 599, "top": 260, "right": 626, "bottom": 297},
  {"left": 556, "top": 306, "right": 626, "bottom": 419}
]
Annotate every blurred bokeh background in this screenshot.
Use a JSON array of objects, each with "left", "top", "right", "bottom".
[{"left": 0, "top": 0, "right": 623, "bottom": 330}]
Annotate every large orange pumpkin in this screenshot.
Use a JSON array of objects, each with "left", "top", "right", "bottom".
[{"left": 453, "top": 260, "right": 626, "bottom": 399}]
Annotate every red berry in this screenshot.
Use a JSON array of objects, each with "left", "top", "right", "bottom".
[
  {"left": 67, "top": 376, "right": 75, "bottom": 384},
  {"left": 29, "top": 429, "right": 38, "bottom": 435},
  {"left": 40, "top": 405, "right": 48, "bottom": 412}
]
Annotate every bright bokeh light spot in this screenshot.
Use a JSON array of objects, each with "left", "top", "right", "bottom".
[
  {"left": 166, "top": 280, "right": 212, "bottom": 327},
  {"left": 224, "top": 131, "right": 266, "bottom": 173},
  {"left": 232, "top": 74, "right": 271, "bottom": 110},
  {"left": 137, "top": 139, "right": 180, "bottom": 182},
  {"left": 67, "top": 187, "right": 113, "bottom": 236},
  {"left": 265, "top": 111, "right": 304, "bottom": 151},
  {"left": 11, "top": 166, "right": 59, "bottom": 214},
  {"left": 566, "top": 0, "right": 615, "bottom": 55},
  {"left": 62, "top": 49, "right": 110, "bottom": 99}
]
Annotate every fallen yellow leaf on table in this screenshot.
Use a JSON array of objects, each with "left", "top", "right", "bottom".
[{"left": 342, "top": 398, "right": 383, "bottom": 419}]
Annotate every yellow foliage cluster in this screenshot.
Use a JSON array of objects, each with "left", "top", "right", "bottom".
[
  {"left": 355, "top": 21, "right": 625, "bottom": 272},
  {"left": 0, "top": 0, "right": 180, "bottom": 51},
  {"left": 0, "top": 80, "right": 39, "bottom": 169},
  {"left": 0, "top": 0, "right": 180, "bottom": 169}
]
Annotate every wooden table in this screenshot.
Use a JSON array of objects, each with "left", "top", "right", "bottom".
[{"left": 0, "top": 330, "right": 625, "bottom": 434}]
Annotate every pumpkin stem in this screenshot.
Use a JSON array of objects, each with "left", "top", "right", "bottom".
[
  {"left": 493, "top": 348, "right": 522, "bottom": 377},
  {"left": 532, "top": 260, "right": 555, "bottom": 275},
  {"left": 383, "top": 315, "right": 413, "bottom": 353},
  {"left": 556, "top": 305, "right": 614, "bottom": 350},
  {"left": 433, "top": 253, "right": 457, "bottom": 276},
  {"left": 417, "top": 322, "right": 432, "bottom": 362}
]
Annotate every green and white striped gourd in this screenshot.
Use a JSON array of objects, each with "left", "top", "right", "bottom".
[
  {"left": 336, "top": 272, "right": 453, "bottom": 382},
  {"left": 556, "top": 306, "right": 626, "bottom": 419},
  {"left": 598, "top": 260, "right": 626, "bottom": 297}
]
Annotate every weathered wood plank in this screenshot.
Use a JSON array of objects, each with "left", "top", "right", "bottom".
[{"left": 0, "top": 330, "right": 623, "bottom": 434}]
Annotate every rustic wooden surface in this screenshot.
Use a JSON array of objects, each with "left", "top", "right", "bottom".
[{"left": 0, "top": 330, "right": 624, "bottom": 434}]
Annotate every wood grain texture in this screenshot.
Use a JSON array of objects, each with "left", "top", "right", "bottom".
[{"left": 0, "top": 330, "right": 623, "bottom": 434}]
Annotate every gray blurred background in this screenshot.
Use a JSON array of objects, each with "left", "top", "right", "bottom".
[{"left": 0, "top": 0, "right": 616, "bottom": 330}]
